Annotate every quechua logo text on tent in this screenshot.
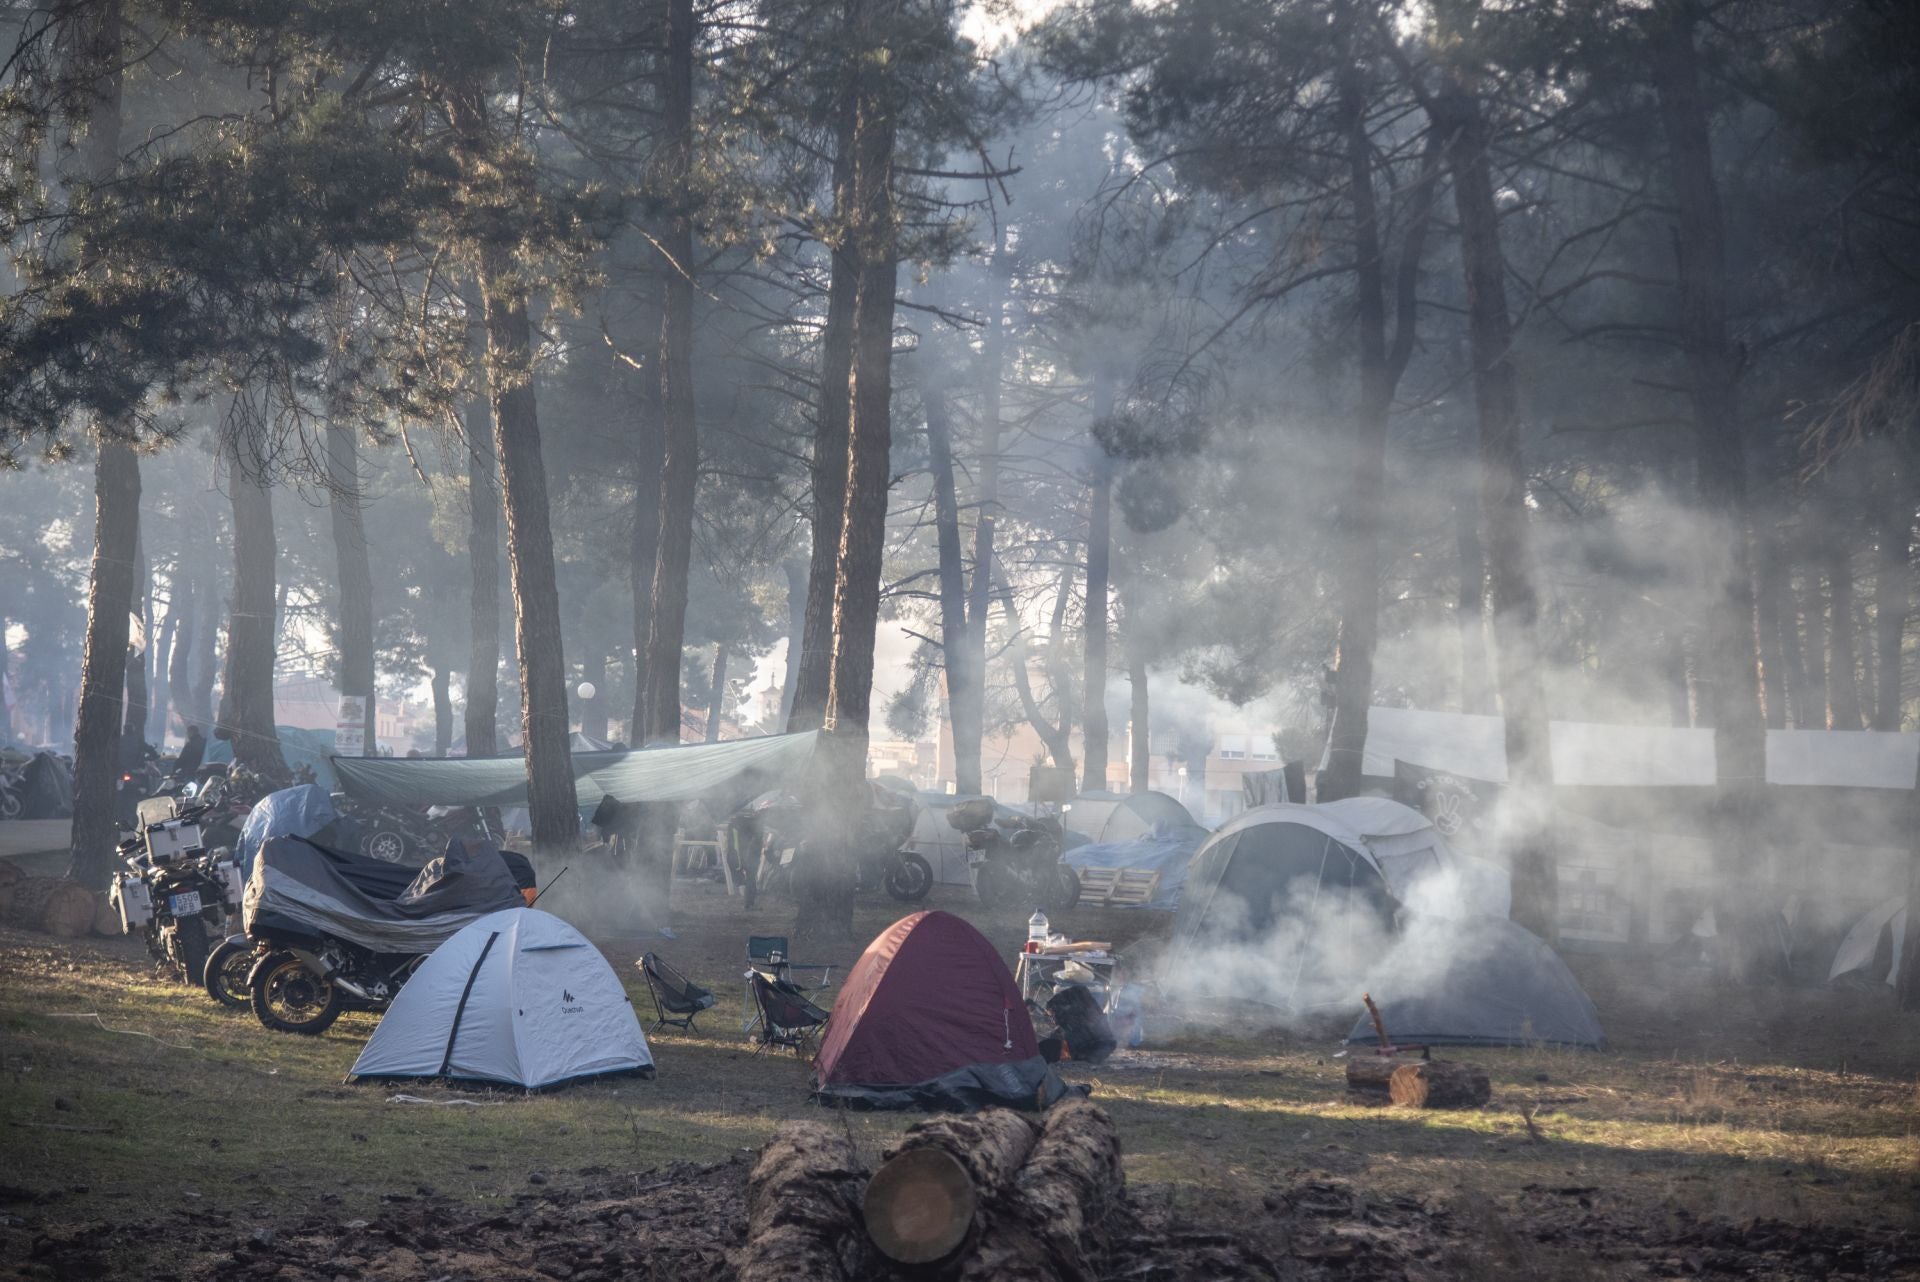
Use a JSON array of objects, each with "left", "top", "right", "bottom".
[{"left": 561, "top": 989, "right": 583, "bottom": 1014}]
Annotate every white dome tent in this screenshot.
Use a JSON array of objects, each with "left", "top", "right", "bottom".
[{"left": 349, "top": 908, "right": 653, "bottom": 1089}]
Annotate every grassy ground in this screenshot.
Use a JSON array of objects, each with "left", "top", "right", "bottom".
[{"left": 3, "top": 872, "right": 1917, "bottom": 1277}]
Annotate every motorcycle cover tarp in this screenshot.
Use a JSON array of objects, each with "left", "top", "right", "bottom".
[
  {"left": 244, "top": 834, "right": 525, "bottom": 954},
  {"left": 331, "top": 731, "right": 817, "bottom": 813},
  {"left": 21, "top": 751, "right": 74, "bottom": 819},
  {"left": 236, "top": 784, "right": 339, "bottom": 876}
]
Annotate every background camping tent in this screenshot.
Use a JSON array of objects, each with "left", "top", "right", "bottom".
[
  {"left": 18, "top": 751, "right": 73, "bottom": 818},
  {"left": 1343, "top": 916, "right": 1605, "bottom": 1049},
  {"left": 332, "top": 731, "right": 817, "bottom": 814},
  {"left": 813, "top": 909, "right": 1068, "bottom": 1111},
  {"left": 1064, "top": 791, "right": 1201, "bottom": 845},
  {"left": 349, "top": 907, "right": 652, "bottom": 1088}
]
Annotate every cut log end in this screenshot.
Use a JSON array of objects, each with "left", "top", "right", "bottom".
[
  {"left": 1388, "top": 1060, "right": 1491, "bottom": 1109},
  {"left": 1345, "top": 1053, "right": 1425, "bottom": 1096},
  {"left": 864, "top": 1146, "right": 977, "bottom": 1265},
  {"left": 5, "top": 877, "right": 100, "bottom": 938}
]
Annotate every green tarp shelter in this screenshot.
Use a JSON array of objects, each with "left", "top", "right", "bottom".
[{"left": 331, "top": 731, "right": 819, "bottom": 812}]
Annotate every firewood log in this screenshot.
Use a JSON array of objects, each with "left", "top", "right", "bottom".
[
  {"left": 1388, "top": 1060, "right": 1490, "bottom": 1109},
  {"left": 92, "top": 892, "right": 123, "bottom": 937},
  {"left": 738, "top": 1121, "right": 869, "bottom": 1282},
  {"left": 956, "top": 1099, "right": 1124, "bottom": 1282},
  {"left": 5, "top": 877, "right": 99, "bottom": 938},
  {"left": 865, "top": 1111, "right": 1040, "bottom": 1266},
  {"left": 1344, "top": 1053, "right": 1425, "bottom": 1097}
]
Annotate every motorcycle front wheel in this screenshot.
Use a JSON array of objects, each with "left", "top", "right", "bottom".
[
  {"left": 884, "top": 852, "right": 934, "bottom": 903},
  {"left": 169, "top": 915, "right": 211, "bottom": 986},
  {"left": 250, "top": 952, "right": 343, "bottom": 1035},
  {"left": 0, "top": 788, "right": 19, "bottom": 820},
  {"left": 1046, "top": 865, "right": 1082, "bottom": 913},
  {"left": 204, "top": 938, "right": 254, "bottom": 1009}
]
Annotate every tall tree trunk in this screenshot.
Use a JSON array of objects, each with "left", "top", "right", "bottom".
[
  {"left": 923, "top": 365, "right": 981, "bottom": 793},
  {"left": 1319, "top": 59, "right": 1442, "bottom": 801},
  {"left": 70, "top": 443, "right": 140, "bottom": 886},
  {"left": 1784, "top": 561, "right": 1817, "bottom": 728},
  {"left": 448, "top": 83, "right": 581, "bottom": 852},
  {"left": 464, "top": 388, "right": 501, "bottom": 758},
  {"left": 1453, "top": 480, "right": 1493, "bottom": 714},
  {"left": 1082, "top": 404, "right": 1114, "bottom": 795},
  {"left": 999, "top": 579, "right": 1076, "bottom": 772},
  {"left": 432, "top": 663, "right": 453, "bottom": 757},
  {"left": 66, "top": 0, "right": 136, "bottom": 887},
  {"left": 1874, "top": 491, "right": 1910, "bottom": 731},
  {"left": 705, "top": 643, "right": 729, "bottom": 743},
  {"left": 1436, "top": 73, "right": 1558, "bottom": 941},
  {"left": 628, "top": 305, "right": 663, "bottom": 740},
  {"left": 1827, "top": 537, "right": 1863, "bottom": 730},
  {"left": 122, "top": 532, "right": 149, "bottom": 750},
  {"left": 1652, "top": 2, "right": 1768, "bottom": 976},
  {"left": 1753, "top": 524, "right": 1788, "bottom": 729},
  {"left": 780, "top": 557, "right": 806, "bottom": 727},
  {"left": 1127, "top": 624, "right": 1149, "bottom": 796},
  {"left": 326, "top": 420, "right": 375, "bottom": 757},
  {"left": 963, "top": 238, "right": 1012, "bottom": 758},
  {"left": 642, "top": 0, "right": 700, "bottom": 745},
  {"left": 798, "top": 0, "right": 901, "bottom": 944},
  {"left": 580, "top": 649, "right": 609, "bottom": 743},
  {"left": 788, "top": 97, "right": 861, "bottom": 735},
  {"left": 148, "top": 559, "right": 178, "bottom": 743},
  {"left": 218, "top": 449, "right": 287, "bottom": 781},
  {"left": 189, "top": 540, "right": 220, "bottom": 729}
]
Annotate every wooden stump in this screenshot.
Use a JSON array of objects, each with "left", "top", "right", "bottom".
[
  {"left": 958, "top": 1098, "right": 1124, "bottom": 1282},
  {"left": 1388, "top": 1061, "right": 1490, "bottom": 1109},
  {"left": 6, "top": 877, "right": 100, "bottom": 938},
  {"left": 738, "top": 1120, "right": 869, "bottom": 1282},
  {"left": 867, "top": 1110, "right": 1040, "bottom": 1267},
  {"left": 1345, "top": 1054, "right": 1425, "bottom": 1098}
]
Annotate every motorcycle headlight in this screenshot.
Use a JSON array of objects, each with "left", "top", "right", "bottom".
[{"left": 181, "top": 781, "right": 199, "bottom": 800}]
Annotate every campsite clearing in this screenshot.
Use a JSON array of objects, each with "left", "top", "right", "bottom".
[{"left": 2, "top": 877, "right": 1917, "bottom": 1278}]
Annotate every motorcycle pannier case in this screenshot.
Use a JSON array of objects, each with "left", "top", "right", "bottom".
[
  {"left": 145, "top": 819, "right": 202, "bottom": 864},
  {"left": 110, "top": 873, "right": 153, "bottom": 931},
  {"left": 946, "top": 798, "right": 996, "bottom": 832}
]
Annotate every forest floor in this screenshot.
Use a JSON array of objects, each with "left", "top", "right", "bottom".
[{"left": 2, "top": 871, "right": 1918, "bottom": 1279}]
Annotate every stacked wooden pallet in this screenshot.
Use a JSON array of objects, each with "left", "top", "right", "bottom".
[{"left": 1071, "top": 866, "right": 1160, "bottom": 907}]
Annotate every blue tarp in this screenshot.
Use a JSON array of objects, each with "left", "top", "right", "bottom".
[
  {"left": 204, "top": 726, "right": 339, "bottom": 791},
  {"left": 237, "top": 784, "right": 338, "bottom": 876},
  {"left": 1061, "top": 822, "right": 1206, "bottom": 911}
]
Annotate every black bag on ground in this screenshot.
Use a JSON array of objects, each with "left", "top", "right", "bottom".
[{"left": 1045, "top": 985, "right": 1117, "bottom": 1065}]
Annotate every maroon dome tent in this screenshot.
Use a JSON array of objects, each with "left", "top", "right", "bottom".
[{"left": 812, "top": 910, "right": 1073, "bottom": 1111}]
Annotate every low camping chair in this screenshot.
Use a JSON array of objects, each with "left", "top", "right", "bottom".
[
  {"left": 748, "top": 970, "right": 830, "bottom": 1058},
  {"left": 638, "top": 952, "right": 716, "bottom": 1033},
  {"left": 742, "top": 935, "right": 835, "bottom": 1034}
]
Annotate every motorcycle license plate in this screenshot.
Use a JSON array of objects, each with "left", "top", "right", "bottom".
[
  {"left": 968, "top": 851, "right": 986, "bottom": 867},
  {"left": 168, "top": 891, "right": 202, "bottom": 917}
]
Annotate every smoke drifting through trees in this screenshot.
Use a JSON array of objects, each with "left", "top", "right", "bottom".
[{"left": 0, "top": 0, "right": 1915, "bottom": 974}]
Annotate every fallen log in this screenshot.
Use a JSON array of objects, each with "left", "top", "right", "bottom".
[
  {"left": 957, "top": 1098, "right": 1123, "bottom": 1282},
  {"left": 5, "top": 876, "right": 100, "bottom": 938},
  {"left": 1344, "top": 1053, "right": 1426, "bottom": 1097},
  {"left": 737, "top": 1120, "right": 869, "bottom": 1282},
  {"left": 1388, "top": 1060, "right": 1490, "bottom": 1109},
  {"left": 866, "top": 1110, "right": 1040, "bottom": 1266},
  {"left": 92, "top": 892, "right": 124, "bottom": 937}
]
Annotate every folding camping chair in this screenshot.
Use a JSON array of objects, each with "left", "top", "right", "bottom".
[
  {"left": 638, "top": 952, "right": 716, "bottom": 1033},
  {"left": 740, "top": 935, "right": 836, "bottom": 1034},
  {"left": 747, "top": 970, "right": 830, "bottom": 1058}
]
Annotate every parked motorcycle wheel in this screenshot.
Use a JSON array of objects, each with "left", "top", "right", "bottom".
[
  {"left": 884, "top": 852, "right": 934, "bottom": 903},
  {"left": 0, "top": 788, "right": 20, "bottom": 820},
  {"left": 364, "top": 829, "right": 408, "bottom": 863},
  {"left": 250, "top": 952, "right": 343, "bottom": 1035},
  {"left": 1046, "top": 865, "right": 1082, "bottom": 913},
  {"left": 169, "top": 915, "right": 211, "bottom": 986},
  {"left": 204, "top": 938, "right": 254, "bottom": 1009},
  {"left": 974, "top": 860, "right": 1020, "bottom": 909}
]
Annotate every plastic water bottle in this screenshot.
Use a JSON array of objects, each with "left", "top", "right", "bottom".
[{"left": 1028, "top": 909, "right": 1050, "bottom": 947}]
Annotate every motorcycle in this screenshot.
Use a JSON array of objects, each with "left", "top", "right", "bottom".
[
  {"left": 947, "top": 799, "right": 1080, "bottom": 912},
  {"left": 108, "top": 802, "right": 246, "bottom": 988},
  {"left": 853, "top": 789, "right": 933, "bottom": 904},
  {"left": 244, "top": 836, "right": 529, "bottom": 1035}
]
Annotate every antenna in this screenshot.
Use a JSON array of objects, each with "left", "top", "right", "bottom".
[{"left": 528, "top": 865, "right": 569, "bottom": 908}]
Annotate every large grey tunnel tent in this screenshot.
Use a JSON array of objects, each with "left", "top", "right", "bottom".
[{"left": 349, "top": 908, "right": 653, "bottom": 1089}]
